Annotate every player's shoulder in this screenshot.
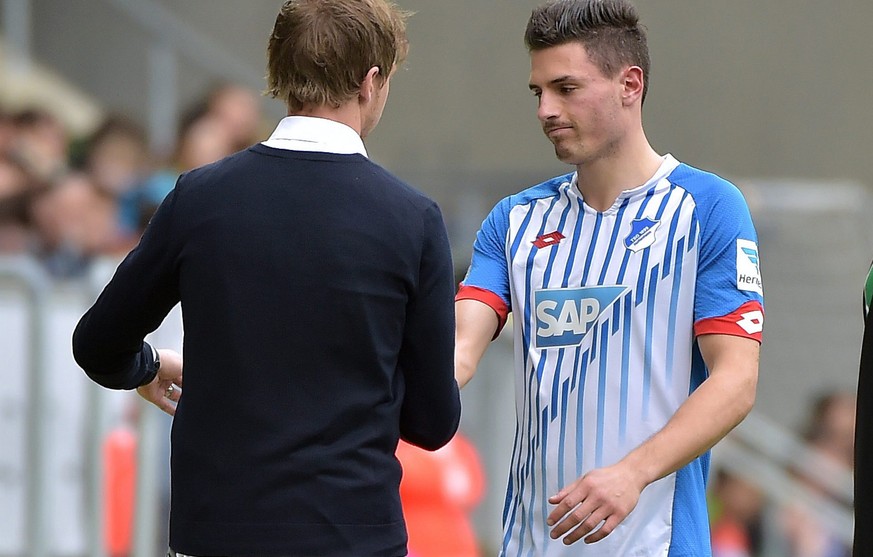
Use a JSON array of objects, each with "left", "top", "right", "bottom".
[
  {"left": 667, "top": 162, "right": 743, "bottom": 200},
  {"left": 497, "top": 172, "right": 575, "bottom": 213},
  {"left": 666, "top": 161, "right": 748, "bottom": 212}
]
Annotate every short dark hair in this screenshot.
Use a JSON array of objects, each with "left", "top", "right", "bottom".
[
  {"left": 267, "top": 0, "right": 410, "bottom": 111},
  {"left": 525, "top": 0, "right": 651, "bottom": 103}
]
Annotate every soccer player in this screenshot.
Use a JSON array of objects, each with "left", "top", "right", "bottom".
[
  {"left": 72, "top": 1, "right": 460, "bottom": 556},
  {"left": 454, "top": 1, "right": 763, "bottom": 555},
  {"left": 854, "top": 260, "right": 873, "bottom": 556}
]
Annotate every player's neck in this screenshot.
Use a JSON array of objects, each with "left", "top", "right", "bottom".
[
  {"left": 575, "top": 132, "right": 663, "bottom": 212},
  {"left": 288, "top": 102, "right": 364, "bottom": 137}
]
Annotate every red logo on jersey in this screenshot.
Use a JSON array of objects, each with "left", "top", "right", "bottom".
[{"left": 533, "top": 231, "right": 565, "bottom": 249}]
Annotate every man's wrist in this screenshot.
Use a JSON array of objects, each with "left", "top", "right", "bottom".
[{"left": 138, "top": 343, "right": 161, "bottom": 387}]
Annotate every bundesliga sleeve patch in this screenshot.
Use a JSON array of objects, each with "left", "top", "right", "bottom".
[
  {"left": 694, "top": 301, "right": 764, "bottom": 342},
  {"left": 736, "top": 239, "right": 763, "bottom": 295}
]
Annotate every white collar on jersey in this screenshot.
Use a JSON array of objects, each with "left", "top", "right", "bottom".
[
  {"left": 572, "top": 154, "right": 680, "bottom": 192},
  {"left": 261, "top": 116, "right": 368, "bottom": 157}
]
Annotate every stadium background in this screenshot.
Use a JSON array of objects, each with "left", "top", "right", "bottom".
[{"left": 1, "top": 0, "right": 871, "bottom": 555}]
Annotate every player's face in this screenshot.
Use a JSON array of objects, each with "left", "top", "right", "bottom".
[{"left": 529, "top": 42, "right": 628, "bottom": 166}]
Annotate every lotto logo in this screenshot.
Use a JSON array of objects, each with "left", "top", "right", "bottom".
[
  {"left": 736, "top": 310, "right": 764, "bottom": 334},
  {"left": 534, "top": 286, "right": 628, "bottom": 348}
]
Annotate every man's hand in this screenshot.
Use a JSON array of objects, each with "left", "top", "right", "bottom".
[
  {"left": 136, "top": 349, "right": 183, "bottom": 416},
  {"left": 546, "top": 461, "right": 646, "bottom": 545}
]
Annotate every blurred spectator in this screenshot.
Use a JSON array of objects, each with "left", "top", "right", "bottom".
[
  {"left": 10, "top": 108, "right": 68, "bottom": 182},
  {"left": 710, "top": 468, "right": 765, "bottom": 557},
  {"left": 397, "top": 432, "right": 485, "bottom": 557},
  {"left": 29, "top": 172, "right": 121, "bottom": 277},
  {"left": 0, "top": 154, "right": 40, "bottom": 253},
  {"left": 204, "top": 82, "right": 263, "bottom": 151},
  {"left": 0, "top": 109, "right": 17, "bottom": 154},
  {"left": 773, "top": 390, "right": 855, "bottom": 557},
  {"left": 802, "top": 390, "right": 855, "bottom": 471},
  {"left": 82, "top": 115, "right": 151, "bottom": 199},
  {"left": 120, "top": 107, "right": 236, "bottom": 236}
]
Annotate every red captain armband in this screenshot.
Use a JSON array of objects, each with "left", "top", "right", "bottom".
[
  {"left": 456, "top": 285, "right": 510, "bottom": 340},
  {"left": 694, "top": 300, "right": 764, "bottom": 343}
]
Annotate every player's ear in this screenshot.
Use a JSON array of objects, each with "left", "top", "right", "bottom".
[
  {"left": 621, "top": 66, "right": 645, "bottom": 106},
  {"left": 359, "top": 66, "right": 381, "bottom": 103}
]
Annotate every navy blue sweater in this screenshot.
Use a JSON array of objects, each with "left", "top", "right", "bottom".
[{"left": 73, "top": 144, "right": 461, "bottom": 556}]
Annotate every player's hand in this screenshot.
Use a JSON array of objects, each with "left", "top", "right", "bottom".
[
  {"left": 546, "top": 462, "right": 646, "bottom": 545},
  {"left": 136, "top": 349, "right": 183, "bottom": 416}
]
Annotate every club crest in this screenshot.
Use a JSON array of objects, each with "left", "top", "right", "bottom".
[{"left": 624, "top": 217, "right": 660, "bottom": 252}]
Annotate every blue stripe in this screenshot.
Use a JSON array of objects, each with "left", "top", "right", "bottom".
[
  {"left": 575, "top": 350, "right": 588, "bottom": 477},
  {"left": 619, "top": 291, "right": 633, "bottom": 443},
  {"left": 666, "top": 237, "right": 686, "bottom": 383},
  {"left": 502, "top": 469, "right": 516, "bottom": 524},
  {"left": 522, "top": 361, "right": 544, "bottom": 555},
  {"left": 662, "top": 190, "right": 688, "bottom": 279},
  {"left": 595, "top": 320, "right": 610, "bottom": 468},
  {"left": 540, "top": 407, "right": 550, "bottom": 551},
  {"left": 589, "top": 322, "right": 598, "bottom": 364},
  {"left": 642, "top": 263, "right": 660, "bottom": 419},
  {"left": 612, "top": 297, "right": 622, "bottom": 335},
  {"left": 515, "top": 503, "right": 528, "bottom": 557},
  {"left": 542, "top": 187, "right": 573, "bottom": 287},
  {"left": 509, "top": 201, "right": 536, "bottom": 261},
  {"left": 571, "top": 346, "right": 584, "bottom": 391},
  {"left": 522, "top": 196, "right": 561, "bottom": 370},
  {"left": 688, "top": 208, "right": 699, "bottom": 251},
  {"left": 558, "top": 378, "right": 570, "bottom": 487},
  {"left": 617, "top": 186, "right": 657, "bottom": 283},
  {"left": 633, "top": 184, "right": 671, "bottom": 307},
  {"left": 633, "top": 248, "right": 651, "bottom": 307},
  {"left": 653, "top": 185, "right": 673, "bottom": 219},
  {"left": 550, "top": 350, "right": 565, "bottom": 420},
  {"left": 581, "top": 212, "right": 603, "bottom": 284},
  {"left": 597, "top": 198, "right": 630, "bottom": 284},
  {"left": 562, "top": 198, "right": 586, "bottom": 288}
]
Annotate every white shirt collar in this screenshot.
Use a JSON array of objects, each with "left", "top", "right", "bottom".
[{"left": 261, "top": 116, "right": 368, "bottom": 157}]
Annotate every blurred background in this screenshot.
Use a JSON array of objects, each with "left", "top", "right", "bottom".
[{"left": 1, "top": 1, "right": 871, "bottom": 556}]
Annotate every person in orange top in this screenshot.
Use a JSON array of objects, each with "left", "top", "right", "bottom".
[{"left": 397, "top": 432, "right": 485, "bottom": 557}]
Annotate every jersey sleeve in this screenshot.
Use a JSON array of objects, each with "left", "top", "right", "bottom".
[
  {"left": 456, "top": 198, "right": 512, "bottom": 338},
  {"left": 690, "top": 178, "right": 764, "bottom": 343}
]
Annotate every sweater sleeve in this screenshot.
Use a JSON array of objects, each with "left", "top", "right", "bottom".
[
  {"left": 72, "top": 186, "right": 182, "bottom": 390},
  {"left": 397, "top": 202, "right": 461, "bottom": 450}
]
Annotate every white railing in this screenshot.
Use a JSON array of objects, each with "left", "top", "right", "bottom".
[{"left": 0, "top": 256, "right": 180, "bottom": 557}]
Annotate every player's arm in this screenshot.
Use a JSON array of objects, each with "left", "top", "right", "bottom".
[
  {"left": 455, "top": 299, "right": 500, "bottom": 388},
  {"left": 547, "top": 333, "right": 759, "bottom": 545}
]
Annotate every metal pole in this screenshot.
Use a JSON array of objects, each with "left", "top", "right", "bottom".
[
  {"left": 83, "top": 382, "right": 108, "bottom": 557},
  {"left": 147, "top": 41, "right": 178, "bottom": 157},
  {"left": 132, "top": 400, "right": 162, "bottom": 557},
  {"left": 2, "top": 0, "right": 32, "bottom": 75},
  {"left": 0, "top": 256, "right": 51, "bottom": 557},
  {"left": 83, "top": 267, "right": 110, "bottom": 557}
]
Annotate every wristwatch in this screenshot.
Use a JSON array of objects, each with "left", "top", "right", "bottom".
[{"left": 150, "top": 343, "right": 161, "bottom": 372}]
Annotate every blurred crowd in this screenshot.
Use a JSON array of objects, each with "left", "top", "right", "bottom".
[
  {"left": 0, "top": 82, "right": 264, "bottom": 277},
  {"left": 710, "top": 389, "right": 855, "bottom": 557}
]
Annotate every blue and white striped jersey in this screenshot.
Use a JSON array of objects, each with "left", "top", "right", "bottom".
[{"left": 458, "top": 155, "right": 764, "bottom": 556}]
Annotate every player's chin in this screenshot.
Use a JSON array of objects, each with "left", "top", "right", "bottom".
[{"left": 553, "top": 147, "right": 582, "bottom": 165}]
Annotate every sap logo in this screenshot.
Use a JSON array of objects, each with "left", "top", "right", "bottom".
[
  {"left": 534, "top": 286, "right": 629, "bottom": 348},
  {"left": 624, "top": 217, "right": 660, "bottom": 252},
  {"left": 736, "top": 239, "right": 763, "bottom": 295}
]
